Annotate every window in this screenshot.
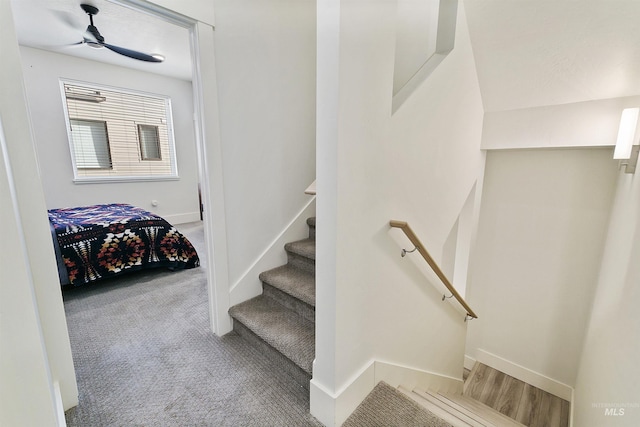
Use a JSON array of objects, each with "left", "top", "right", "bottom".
[
  {"left": 69, "top": 119, "right": 112, "bottom": 169},
  {"left": 138, "top": 124, "right": 161, "bottom": 160},
  {"left": 61, "top": 80, "right": 178, "bottom": 182}
]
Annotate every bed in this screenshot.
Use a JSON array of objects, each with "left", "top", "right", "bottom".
[{"left": 48, "top": 203, "right": 200, "bottom": 286}]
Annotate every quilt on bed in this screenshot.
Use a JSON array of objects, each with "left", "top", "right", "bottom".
[{"left": 48, "top": 203, "right": 199, "bottom": 286}]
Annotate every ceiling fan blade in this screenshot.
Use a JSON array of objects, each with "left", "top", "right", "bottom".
[{"left": 103, "top": 43, "right": 164, "bottom": 63}]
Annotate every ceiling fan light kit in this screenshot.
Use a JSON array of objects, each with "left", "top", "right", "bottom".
[{"left": 78, "top": 3, "right": 164, "bottom": 63}]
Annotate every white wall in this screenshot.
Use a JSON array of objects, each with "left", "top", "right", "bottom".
[
  {"left": 0, "top": 105, "right": 59, "bottom": 427},
  {"left": 573, "top": 170, "right": 640, "bottom": 426},
  {"left": 466, "top": 148, "right": 617, "bottom": 392},
  {"left": 1, "top": 0, "right": 76, "bottom": 423},
  {"left": 19, "top": 46, "right": 200, "bottom": 224},
  {"left": 212, "top": 0, "right": 317, "bottom": 289},
  {"left": 313, "top": 1, "right": 485, "bottom": 425}
]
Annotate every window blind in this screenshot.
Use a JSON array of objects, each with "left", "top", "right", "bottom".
[
  {"left": 63, "top": 82, "right": 176, "bottom": 180},
  {"left": 69, "top": 119, "right": 112, "bottom": 169}
]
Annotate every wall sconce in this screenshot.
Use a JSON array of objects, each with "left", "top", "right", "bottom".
[{"left": 614, "top": 107, "right": 640, "bottom": 174}]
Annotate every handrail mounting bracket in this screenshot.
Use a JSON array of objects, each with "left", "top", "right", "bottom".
[
  {"left": 442, "top": 293, "right": 454, "bottom": 301},
  {"left": 401, "top": 246, "right": 418, "bottom": 257}
]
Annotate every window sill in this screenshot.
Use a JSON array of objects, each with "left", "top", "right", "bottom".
[{"left": 73, "top": 175, "right": 180, "bottom": 184}]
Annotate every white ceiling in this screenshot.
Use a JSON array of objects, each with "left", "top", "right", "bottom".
[
  {"left": 13, "top": 1, "right": 640, "bottom": 112},
  {"left": 11, "top": 0, "right": 192, "bottom": 81},
  {"left": 464, "top": 0, "right": 640, "bottom": 112}
]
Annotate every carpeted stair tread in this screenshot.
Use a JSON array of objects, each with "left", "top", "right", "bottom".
[
  {"left": 285, "top": 238, "right": 316, "bottom": 260},
  {"left": 229, "top": 295, "right": 315, "bottom": 374},
  {"left": 343, "top": 381, "right": 453, "bottom": 427},
  {"left": 307, "top": 217, "right": 316, "bottom": 239},
  {"left": 260, "top": 264, "right": 315, "bottom": 308}
]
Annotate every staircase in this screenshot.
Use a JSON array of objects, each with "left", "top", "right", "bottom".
[{"left": 228, "top": 217, "right": 316, "bottom": 390}]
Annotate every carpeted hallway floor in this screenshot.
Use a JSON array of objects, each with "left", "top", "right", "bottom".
[{"left": 63, "top": 221, "right": 322, "bottom": 426}]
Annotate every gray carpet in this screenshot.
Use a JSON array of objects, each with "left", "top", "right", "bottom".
[
  {"left": 342, "top": 382, "right": 453, "bottom": 427},
  {"left": 228, "top": 217, "right": 317, "bottom": 391},
  {"left": 63, "top": 221, "right": 322, "bottom": 426}
]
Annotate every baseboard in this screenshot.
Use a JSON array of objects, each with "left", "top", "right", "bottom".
[
  {"left": 374, "top": 360, "right": 463, "bottom": 394},
  {"left": 311, "top": 361, "right": 376, "bottom": 427},
  {"left": 464, "top": 355, "right": 476, "bottom": 371},
  {"left": 476, "top": 349, "right": 573, "bottom": 401},
  {"left": 310, "top": 380, "right": 337, "bottom": 427},
  {"left": 229, "top": 198, "right": 316, "bottom": 306},
  {"left": 310, "top": 359, "right": 464, "bottom": 427},
  {"left": 163, "top": 211, "right": 201, "bottom": 225}
]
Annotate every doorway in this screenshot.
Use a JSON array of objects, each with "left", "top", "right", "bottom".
[
  {"left": 4, "top": 0, "right": 231, "bottom": 417},
  {"left": 17, "top": 0, "right": 229, "bottom": 336},
  {"left": 106, "top": 0, "right": 231, "bottom": 336}
]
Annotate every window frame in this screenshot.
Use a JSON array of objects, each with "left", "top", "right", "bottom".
[{"left": 60, "top": 79, "right": 180, "bottom": 184}]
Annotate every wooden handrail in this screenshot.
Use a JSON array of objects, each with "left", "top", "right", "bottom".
[{"left": 390, "top": 220, "right": 478, "bottom": 319}]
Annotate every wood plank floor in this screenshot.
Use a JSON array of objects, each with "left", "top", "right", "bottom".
[{"left": 463, "top": 363, "right": 569, "bottom": 427}]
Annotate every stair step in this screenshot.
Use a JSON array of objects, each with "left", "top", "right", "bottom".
[
  {"left": 344, "top": 382, "right": 453, "bottom": 427},
  {"left": 285, "top": 238, "right": 315, "bottom": 273},
  {"left": 398, "top": 386, "right": 476, "bottom": 426},
  {"left": 285, "top": 238, "right": 316, "bottom": 259},
  {"left": 463, "top": 361, "right": 482, "bottom": 395},
  {"left": 404, "top": 387, "right": 527, "bottom": 427},
  {"left": 260, "top": 264, "right": 315, "bottom": 307},
  {"left": 260, "top": 264, "right": 315, "bottom": 322},
  {"left": 438, "top": 392, "right": 526, "bottom": 427},
  {"left": 420, "top": 389, "right": 494, "bottom": 426},
  {"left": 229, "top": 295, "right": 315, "bottom": 375},
  {"left": 307, "top": 217, "right": 316, "bottom": 239},
  {"left": 436, "top": 391, "right": 506, "bottom": 426}
]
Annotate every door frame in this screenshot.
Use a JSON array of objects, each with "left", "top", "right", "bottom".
[{"left": 109, "top": 0, "right": 232, "bottom": 335}]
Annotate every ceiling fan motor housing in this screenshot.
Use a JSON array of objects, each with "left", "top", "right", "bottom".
[{"left": 80, "top": 4, "right": 100, "bottom": 16}]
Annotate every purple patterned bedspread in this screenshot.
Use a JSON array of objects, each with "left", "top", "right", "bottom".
[{"left": 48, "top": 203, "right": 199, "bottom": 286}]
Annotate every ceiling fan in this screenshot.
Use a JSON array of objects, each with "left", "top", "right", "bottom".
[{"left": 75, "top": 3, "right": 164, "bottom": 63}]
